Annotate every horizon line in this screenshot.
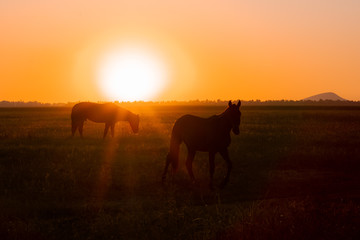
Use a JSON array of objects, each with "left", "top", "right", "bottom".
[{"left": 0, "top": 98, "right": 359, "bottom": 106}]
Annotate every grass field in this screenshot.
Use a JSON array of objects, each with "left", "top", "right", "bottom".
[{"left": 0, "top": 105, "right": 359, "bottom": 239}]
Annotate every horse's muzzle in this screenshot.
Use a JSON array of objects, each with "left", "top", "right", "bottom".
[
  {"left": 132, "top": 129, "right": 139, "bottom": 134},
  {"left": 232, "top": 127, "right": 240, "bottom": 135}
]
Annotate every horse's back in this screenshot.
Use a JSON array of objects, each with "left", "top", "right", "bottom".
[
  {"left": 71, "top": 102, "right": 93, "bottom": 121},
  {"left": 71, "top": 102, "right": 118, "bottom": 123},
  {"left": 173, "top": 114, "right": 227, "bottom": 151},
  {"left": 174, "top": 114, "right": 212, "bottom": 132}
]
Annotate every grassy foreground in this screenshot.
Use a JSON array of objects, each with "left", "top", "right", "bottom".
[{"left": 0, "top": 105, "right": 359, "bottom": 239}]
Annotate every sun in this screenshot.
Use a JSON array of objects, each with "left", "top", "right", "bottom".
[{"left": 97, "top": 45, "right": 168, "bottom": 101}]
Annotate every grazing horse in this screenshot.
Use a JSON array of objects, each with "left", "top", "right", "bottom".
[
  {"left": 162, "top": 100, "right": 241, "bottom": 189},
  {"left": 71, "top": 102, "right": 139, "bottom": 138}
]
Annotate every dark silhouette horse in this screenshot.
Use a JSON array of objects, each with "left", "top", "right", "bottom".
[
  {"left": 71, "top": 102, "right": 139, "bottom": 138},
  {"left": 162, "top": 100, "right": 241, "bottom": 188}
]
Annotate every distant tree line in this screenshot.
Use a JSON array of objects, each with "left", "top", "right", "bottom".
[
  {"left": 1, "top": 99, "right": 359, "bottom": 107},
  {"left": 0, "top": 101, "right": 69, "bottom": 107}
]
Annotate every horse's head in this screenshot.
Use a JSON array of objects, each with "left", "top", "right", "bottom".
[
  {"left": 227, "top": 100, "right": 241, "bottom": 135},
  {"left": 129, "top": 114, "right": 140, "bottom": 133}
]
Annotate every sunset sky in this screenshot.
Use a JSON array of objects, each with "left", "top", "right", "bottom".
[{"left": 1, "top": 0, "right": 359, "bottom": 102}]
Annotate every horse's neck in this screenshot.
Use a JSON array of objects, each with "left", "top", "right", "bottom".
[
  {"left": 116, "top": 109, "right": 131, "bottom": 122},
  {"left": 218, "top": 111, "right": 233, "bottom": 131},
  {"left": 126, "top": 111, "right": 136, "bottom": 122}
]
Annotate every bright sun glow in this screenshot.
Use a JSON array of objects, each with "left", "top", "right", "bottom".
[{"left": 97, "top": 46, "right": 168, "bottom": 101}]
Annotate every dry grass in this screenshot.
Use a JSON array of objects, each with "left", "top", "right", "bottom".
[{"left": 0, "top": 105, "right": 359, "bottom": 239}]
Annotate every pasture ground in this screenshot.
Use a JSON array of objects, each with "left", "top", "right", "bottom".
[{"left": 0, "top": 105, "right": 359, "bottom": 239}]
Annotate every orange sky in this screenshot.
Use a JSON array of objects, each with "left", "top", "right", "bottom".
[{"left": 1, "top": 0, "right": 359, "bottom": 102}]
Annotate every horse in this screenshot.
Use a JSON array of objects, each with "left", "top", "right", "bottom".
[
  {"left": 71, "top": 102, "right": 139, "bottom": 138},
  {"left": 162, "top": 100, "right": 241, "bottom": 189}
]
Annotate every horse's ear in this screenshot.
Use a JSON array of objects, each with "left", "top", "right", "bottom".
[
  {"left": 228, "top": 100, "right": 232, "bottom": 107},
  {"left": 237, "top": 100, "right": 241, "bottom": 108}
]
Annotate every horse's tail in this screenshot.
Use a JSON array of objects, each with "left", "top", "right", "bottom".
[
  {"left": 70, "top": 104, "right": 78, "bottom": 121},
  {"left": 167, "top": 125, "right": 182, "bottom": 172},
  {"left": 70, "top": 103, "right": 82, "bottom": 136}
]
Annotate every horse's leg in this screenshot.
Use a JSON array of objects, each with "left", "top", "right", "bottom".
[
  {"left": 219, "top": 149, "right": 232, "bottom": 188},
  {"left": 162, "top": 153, "right": 171, "bottom": 183},
  {"left": 79, "top": 121, "right": 84, "bottom": 138},
  {"left": 103, "top": 123, "right": 110, "bottom": 139},
  {"left": 110, "top": 123, "right": 115, "bottom": 137},
  {"left": 209, "top": 152, "right": 216, "bottom": 189},
  {"left": 71, "top": 121, "right": 77, "bottom": 137},
  {"left": 186, "top": 149, "right": 196, "bottom": 183}
]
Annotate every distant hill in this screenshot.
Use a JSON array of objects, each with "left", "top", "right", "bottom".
[{"left": 302, "top": 92, "right": 347, "bottom": 101}]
